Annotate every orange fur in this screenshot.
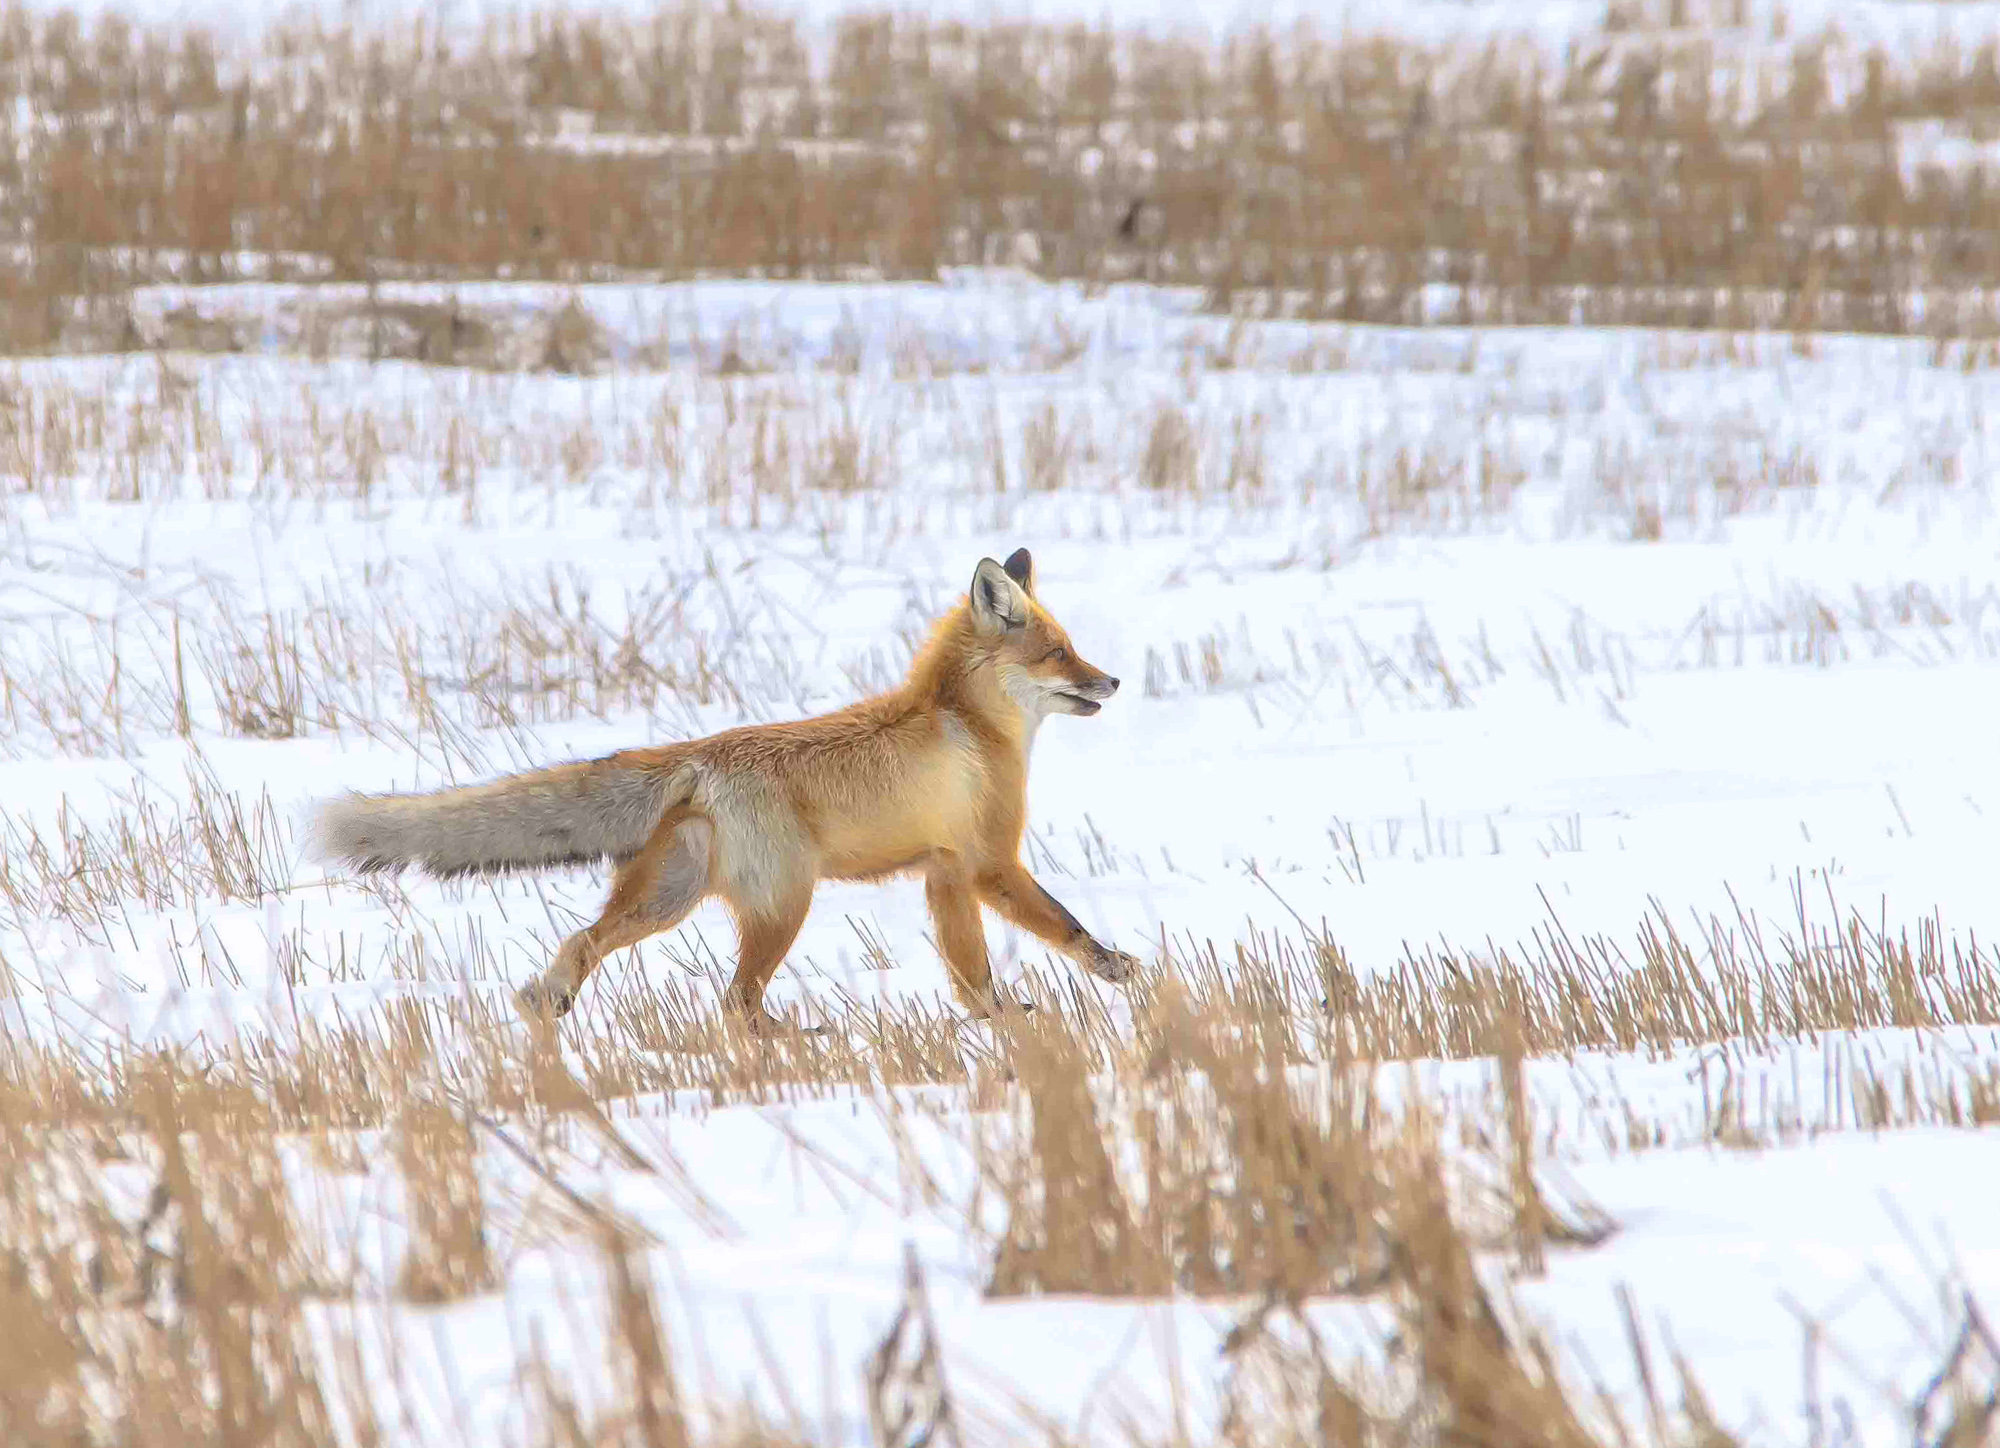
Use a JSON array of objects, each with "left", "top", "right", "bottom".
[{"left": 487, "top": 548, "right": 1138, "bottom": 1027}]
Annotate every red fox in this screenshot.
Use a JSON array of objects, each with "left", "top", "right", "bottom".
[{"left": 307, "top": 550, "right": 1139, "bottom": 1028}]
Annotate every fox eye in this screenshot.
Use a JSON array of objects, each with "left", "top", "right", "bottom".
[{"left": 1045, "top": 646, "right": 1069, "bottom": 664}]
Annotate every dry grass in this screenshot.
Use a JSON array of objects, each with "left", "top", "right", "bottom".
[
  {"left": 0, "top": 319, "right": 1980, "bottom": 648},
  {"left": 4, "top": 7, "right": 2000, "bottom": 1435},
  {"left": 0, "top": 340, "right": 1987, "bottom": 768},
  {"left": 4, "top": 3, "right": 2000, "bottom": 349},
  {"left": 974, "top": 986, "right": 1632, "bottom": 1443},
  {"left": 0, "top": 547, "right": 824, "bottom": 765},
  {"left": 7, "top": 893, "right": 1996, "bottom": 1144},
  {"left": 0, "top": 313, "right": 1973, "bottom": 618},
  {"left": 1, "top": 914, "right": 1991, "bottom": 1442},
  {"left": 392, "top": 1094, "right": 500, "bottom": 1302}
]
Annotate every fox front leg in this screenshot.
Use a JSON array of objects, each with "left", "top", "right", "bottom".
[{"left": 976, "top": 862, "right": 1140, "bottom": 983}]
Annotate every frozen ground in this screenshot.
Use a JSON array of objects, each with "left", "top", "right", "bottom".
[{"left": 5, "top": 271, "right": 2000, "bottom": 1442}]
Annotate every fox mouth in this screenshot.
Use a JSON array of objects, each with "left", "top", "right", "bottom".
[{"left": 1055, "top": 692, "right": 1103, "bottom": 715}]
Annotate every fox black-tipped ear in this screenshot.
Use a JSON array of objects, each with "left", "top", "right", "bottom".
[
  {"left": 1002, "top": 547, "right": 1036, "bottom": 597},
  {"left": 970, "top": 557, "right": 1028, "bottom": 634}
]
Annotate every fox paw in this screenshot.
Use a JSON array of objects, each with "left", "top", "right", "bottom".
[
  {"left": 1086, "top": 948, "right": 1142, "bottom": 984},
  {"left": 515, "top": 977, "right": 577, "bottom": 1021},
  {"left": 727, "top": 996, "right": 830, "bottom": 1037},
  {"left": 958, "top": 993, "right": 1036, "bottom": 1022}
]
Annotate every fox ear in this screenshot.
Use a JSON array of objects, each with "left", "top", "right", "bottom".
[
  {"left": 969, "top": 557, "right": 1028, "bottom": 634},
  {"left": 1002, "top": 547, "right": 1036, "bottom": 598}
]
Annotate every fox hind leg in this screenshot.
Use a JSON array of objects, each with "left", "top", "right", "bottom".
[
  {"left": 719, "top": 883, "right": 816, "bottom": 1033},
  {"left": 516, "top": 811, "right": 713, "bottom": 1021}
]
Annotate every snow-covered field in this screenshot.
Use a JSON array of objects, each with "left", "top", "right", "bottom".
[{"left": 5, "top": 269, "right": 2000, "bottom": 1444}]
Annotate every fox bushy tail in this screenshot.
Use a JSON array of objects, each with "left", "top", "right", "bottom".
[{"left": 306, "top": 754, "right": 687, "bottom": 880}]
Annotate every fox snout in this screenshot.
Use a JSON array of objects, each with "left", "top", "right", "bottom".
[{"left": 1055, "top": 669, "right": 1119, "bottom": 716}]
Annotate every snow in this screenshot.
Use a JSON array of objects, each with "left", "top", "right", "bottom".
[{"left": 6, "top": 265, "right": 2000, "bottom": 1441}]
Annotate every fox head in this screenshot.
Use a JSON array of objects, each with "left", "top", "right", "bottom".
[{"left": 967, "top": 548, "right": 1121, "bottom": 720}]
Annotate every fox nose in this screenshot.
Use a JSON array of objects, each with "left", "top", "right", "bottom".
[{"left": 1106, "top": 676, "right": 1121, "bottom": 693}]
